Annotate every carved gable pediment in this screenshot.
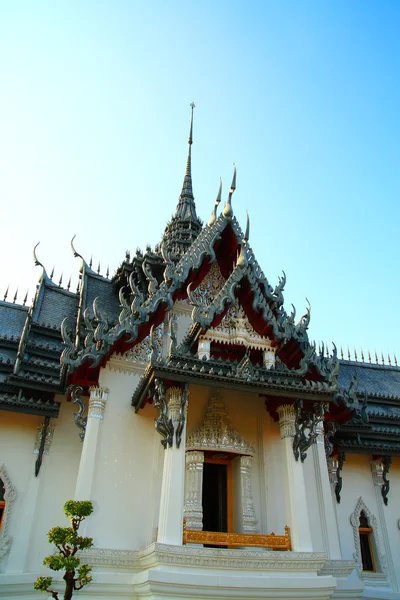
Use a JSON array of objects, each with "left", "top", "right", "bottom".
[
  {"left": 201, "top": 299, "right": 275, "bottom": 353},
  {"left": 191, "top": 261, "right": 226, "bottom": 307}
]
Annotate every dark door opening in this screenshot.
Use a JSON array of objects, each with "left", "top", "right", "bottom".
[{"left": 202, "top": 462, "right": 228, "bottom": 533}]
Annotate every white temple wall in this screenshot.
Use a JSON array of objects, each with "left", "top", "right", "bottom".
[
  {"left": 0, "top": 411, "right": 40, "bottom": 574},
  {"left": 0, "top": 398, "right": 81, "bottom": 574},
  {"left": 87, "top": 366, "right": 163, "bottom": 551},
  {"left": 26, "top": 398, "right": 82, "bottom": 571},
  {"left": 384, "top": 457, "right": 400, "bottom": 591},
  {"left": 261, "top": 409, "right": 288, "bottom": 535},
  {"left": 335, "top": 453, "right": 400, "bottom": 595}
]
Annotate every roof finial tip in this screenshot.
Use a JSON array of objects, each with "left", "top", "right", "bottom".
[{"left": 243, "top": 210, "right": 250, "bottom": 243}]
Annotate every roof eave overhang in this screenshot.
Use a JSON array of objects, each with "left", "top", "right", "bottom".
[{"left": 132, "top": 362, "right": 335, "bottom": 412}]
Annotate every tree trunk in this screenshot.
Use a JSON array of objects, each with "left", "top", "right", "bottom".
[{"left": 63, "top": 571, "right": 75, "bottom": 600}]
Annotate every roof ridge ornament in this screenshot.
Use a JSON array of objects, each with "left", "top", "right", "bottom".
[
  {"left": 33, "top": 242, "right": 51, "bottom": 283},
  {"left": 71, "top": 234, "right": 94, "bottom": 275},
  {"left": 223, "top": 164, "right": 236, "bottom": 218},
  {"left": 237, "top": 211, "right": 249, "bottom": 267},
  {"left": 208, "top": 178, "right": 222, "bottom": 227},
  {"left": 70, "top": 235, "right": 84, "bottom": 261}
]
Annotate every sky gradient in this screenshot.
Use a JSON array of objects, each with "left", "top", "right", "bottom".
[{"left": 0, "top": 1, "right": 399, "bottom": 359}]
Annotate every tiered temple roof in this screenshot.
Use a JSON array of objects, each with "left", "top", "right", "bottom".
[{"left": 0, "top": 107, "right": 399, "bottom": 458}]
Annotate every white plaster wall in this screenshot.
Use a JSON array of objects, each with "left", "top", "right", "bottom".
[
  {"left": 384, "top": 457, "right": 400, "bottom": 591},
  {"left": 261, "top": 410, "right": 287, "bottom": 535},
  {"left": 26, "top": 398, "right": 82, "bottom": 572},
  {"left": 0, "top": 411, "right": 40, "bottom": 574},
  {"left": 87, "top": 366, "right": 163, "bottom": 551},
  {"left": 335, "top": 453, "right": 400, "bottom": 594},
  {"left": 0, "top": 398, "right": 82, "bottom": 574}
]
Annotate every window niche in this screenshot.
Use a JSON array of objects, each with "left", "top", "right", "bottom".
[
  {"left": 0, "top": 464, "right": 17, "bottom": 560},
  {"left": 350, "top": 497, "right": 387, "bottom": 582}
]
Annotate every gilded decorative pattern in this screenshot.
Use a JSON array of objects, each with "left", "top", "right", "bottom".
[{"left": 183, "top": 525, "right": 291, "bottom": 550}]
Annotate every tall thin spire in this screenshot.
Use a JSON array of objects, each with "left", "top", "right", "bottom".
[
  {"left": 176, "top": 102, "right": 197, "bottom": 220},
  {"left": 161, "top": 103, "right": 203, "bottom": 261}
]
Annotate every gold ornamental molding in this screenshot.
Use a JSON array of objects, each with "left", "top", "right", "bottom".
[{"left": 183, "top": 523, "right": 291, "bottom": 551}]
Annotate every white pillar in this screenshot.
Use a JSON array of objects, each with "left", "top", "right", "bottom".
[
  {"left": 312, "top": 423, "right": 342, "bottom": 558},
  {"left": 184, "top": 451, "right": 204, "bottom": 530},
  {"left": 74, "top": 386, "right": 108, "bottom": 500},
  {"left": 157, "top": 387, "right": 187, "bottom": 545},
  {"left": 277, "top": 404, "right": 313, "bottom": 552}
]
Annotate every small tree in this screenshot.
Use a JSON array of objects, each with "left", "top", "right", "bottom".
[{"left": 34, "top": 500, "right": 94, "bottom": 600}]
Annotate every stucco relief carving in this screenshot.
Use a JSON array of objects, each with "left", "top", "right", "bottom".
[
  {"left": 239, "top": 456, "right": 259, "bottom": 533},
  {"left": 123, "top": 322, "right": 164, "bottom": 365},
  {"left": 183, "top": 451, "right": 204, "bottom": 530},
  {"left": 33, "top": 421, "right": 55, "bottom": 455},
  {"left": 350, "top": 497, "right": 387, "bottom": 579},
  {"left": 198, "top": 298, "right": 276, "bottom": 365},
  {"left": 81, "top": 542, "right": 328, "bottom": 571},
  {"left": 318, "top": 559, "right": 355, "bottom": 578},
  {"left": 187, "top": 397, "right": 255, "bottom": 456},
  {"left": 277, "top": 404, "right": 295, "bottom": 438},
  {"left": 191, "top": 262, "right": 226, "bottom": 307},
  {"left": 88, "top": 386, "right": 109, "bottom": 419},
  {"left": 0, "top": 464, "right": 17, "bottom": 560}
]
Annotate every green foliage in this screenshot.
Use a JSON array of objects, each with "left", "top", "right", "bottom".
[
  {"left": 76, "top": 564, "right": 93, "bottom": 587},
  {"left": 34, "top": 500, "right": 94, "bottom": 599},
  {"left": 34, "top": 577, "right": 53, "bottom": 591},
  {"left": 43, "top": 555, "right": 80, "bottom": 572},
  {"left": 64, "top": 500, "right": 93, "bottom": 520}
]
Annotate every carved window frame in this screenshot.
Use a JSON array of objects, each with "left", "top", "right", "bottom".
[
  {"left": 0, "top": 464, "right": 17, "bottom": 560},
  {"left": 350, "top": 497, "right": 387, "bottom": 583}
]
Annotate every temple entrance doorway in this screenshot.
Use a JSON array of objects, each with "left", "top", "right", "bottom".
[{"left": 202, "top": 452, "right": 233, "bottom": 534}]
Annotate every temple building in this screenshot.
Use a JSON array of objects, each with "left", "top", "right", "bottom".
[{"left": 1, "top": 107, "right": 400, "bottom": 600}]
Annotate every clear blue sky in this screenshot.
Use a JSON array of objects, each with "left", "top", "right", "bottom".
[{"left": 0, "top": 1, "right": 399, "bottom": 359}]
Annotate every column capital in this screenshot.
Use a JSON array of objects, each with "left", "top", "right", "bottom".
[
  {"left": 88, "top": 386, "right": 109, "bottom": 419},
  {"left": 277, "top": 404, "right": 295, "bottom": 438},
  {"left": 185, "top": 450, "right": 204, "bottom": 465},
  {"left": 370, "top": 458, "right": 384, "bottom": 487},
  {"left": 315, "top": 420, "right": 325, "bottom": 445},
  {"left": 166, "top": 386, "right": 186, "bottom": 421}
]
